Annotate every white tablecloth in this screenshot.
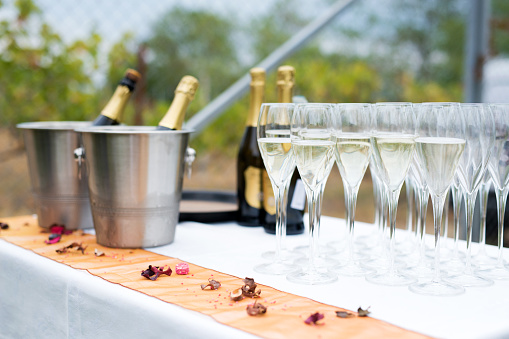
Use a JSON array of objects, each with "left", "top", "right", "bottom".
[{"left": 1, "top": 215, "right": 508, "bottom": 339}]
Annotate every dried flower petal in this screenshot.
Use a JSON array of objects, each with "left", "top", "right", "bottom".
[
  {"left": 55, "top": 242, "right": 87, "bottom": 254},
  {"left": 200, "top": 278, "right": 221, "bottom": 290},
  {"left": 241, "top": 277, "right": 261, "bottom": 298},
  {"left": 336, "top": 311, "right": 354, "bottom": 318},
  {"left": 94, "top": 249, "right": 105, "bottom": 257},
  {"left": 49, "top": 224, "right": 73, "bottom": 235},
  {"left": 230, "top": 288, "right": 244, "bottom": 301},
  {"left": 246, "top": 301, "right": 267, "bottom": 316},
  {"left": 357, "top": 306, "right": 371, "bottom": 317},
  {"left": 175, "top": 262, "right": 189, "bottom": 275},
  {"left": 0, "top": 222, "right": 9, "bottom": 230},
  {"left": 45, "top": 234, "right": 61, "bottom": 244},
  {"left": 304, "top": 312, "right": 325, "bottom": 325},
  {"left": 141, "top": 265, "right": 172, "bottom": 281}
]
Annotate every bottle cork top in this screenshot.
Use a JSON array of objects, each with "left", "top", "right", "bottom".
[
  {"left": 250, "top": 67, "right": 266, "bottom": 85},
  {"left": 277, "top": 65, "right": 295, "bottom": 85},
  {"left": 125, "top": 69, "right": 141, "bottom": 82},
  {"left": 175, "top": 75, "right": 200, "bottom": 100}
]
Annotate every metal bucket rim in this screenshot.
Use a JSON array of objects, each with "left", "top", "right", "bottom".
[
  {"left": 75, "top": 125, "right": 194, "bottom": 135},
  {"left": 17, "top": 121, "right": 91, "bottom": 130}
]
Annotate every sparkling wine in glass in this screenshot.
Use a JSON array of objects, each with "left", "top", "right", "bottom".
[
  {"left": 365, "top": 102, "right": 417, "bottom": 286},
  {"left": 409, "top": 103, "right": 466, "bottom": 296},
  {"left": 287, "top": 103, "right": 337, "bottom": 285},
  {"left": 254, "top": 103, "right": 300, "bottom": 275},
  {"left": 329, "top": 103, "right": 375, "bottom": 276}
]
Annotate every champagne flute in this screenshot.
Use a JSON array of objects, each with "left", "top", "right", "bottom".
[
  {"left": 409, "top": 103, "right": 466, "bottom": 296},
  {"left": 478, "top": 103, "right": 509, "bottom": 279},
  {"left": 445, "top": 103, "right": 495, "bottom": 287},
  {"left": 254, "top": 103, "right": 300, "bottom": 275},
  {"left": 329, "top": 103, "right": 375, "bottom": 276},
  {"left": 365, "top": 102, "right": 417, "bottom": 286},
  {"left": 287, "top": 103, "right": 337, "bottom": 285}
]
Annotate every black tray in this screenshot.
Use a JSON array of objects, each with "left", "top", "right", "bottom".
[{"left": 178, "top": 190, "right": 238, "bottom": 223}]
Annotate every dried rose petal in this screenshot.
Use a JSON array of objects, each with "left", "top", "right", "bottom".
[
  {"left": 336, "top": 311, "right": 354, "bottom": 318},
  {"left": 241, "top": 277, "right": 261, "bottom": 298},
  {"left": 200, "top": 278, "right": 221, "bottom": 290},
  {"left": 230, "top": 288, "right": 244, "bottom": 301},
  {"left": 46, "top": 224, "right": 73, "bottom": 235},
  {"left": 0, "top": 222, "right": 9, "bottom": 230},
  {"left": 246, "top": 301, "right": 267, "bottom": 316},
  {"left": 94, "top": 249, "right": 105, "bottom": 257},
  {"left": 175, "top": 262, "right": 189, "bottom": 275},
  {"left": 141, "top": 265, "right": 172, "bottom": 281},
  {"left": 55, "top": 242, "right": 86, "bottom": 254},
  {"left": 357, "top": 306, "right": 371, "bottom": 317},
  {"left": 45, "top": 234, "right": 61, "bottom": 244},
  {"left": 304, "top": 312, "right": 324, "bottom": 325}
]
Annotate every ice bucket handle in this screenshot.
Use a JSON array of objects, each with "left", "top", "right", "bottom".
[
  {"left": 185, "top": 147, "right": 196, "bottom": 179},
  {"left": 74, "top": 147, "right": 85, "bottom": 180}
]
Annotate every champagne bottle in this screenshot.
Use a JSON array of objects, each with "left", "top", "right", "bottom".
[
  {"left": 92, "top": 69, "right": 141, "bottom": 126},
  {"left": 157, "top": 75, "right": 199, "bottom": 130},
  {"left": 262, "top": 65, "right": 306, "bottom": 235},
  {"left": 237, "top": 67, "right": 266, "bottom": 226}
]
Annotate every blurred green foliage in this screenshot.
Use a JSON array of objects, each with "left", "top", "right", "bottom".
[{"left": 1, "top": 0, "right": 508, "bottom": 158}]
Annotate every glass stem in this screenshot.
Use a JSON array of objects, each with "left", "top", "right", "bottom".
[
  {"left": 464, "top": 191, "right": 477, "bottom": 273},
  {"left": 431, "top": 193, "right": 446, "bottom": 283},
  {"left": 273, "top": 182, "right": 288, "bottom": 263},
  {"left": 405, "top": 178, "right": 414, "bottom": 239},
  {"left": 280, "top": 179, "right": 291, "bottom": 252},
  {"left": 479, "top": 182, "right": 490, "bottom": 254},
  {"left": 451, "top": 185, "right": 462, "bottom": 259},
  {"left": 495, "top": 187, "right": 509, "bottom": 267},
  {"left": 306, "top": 187, "right": 320, "bottom": 273},
  {"left": 343, "top": 183, "right": 359, "bottom": 263},
  {"left": 419, "top": 186, "right": 429, "bottom": 266},
  {"left": 443, "top": 190, "right": 450, "bottom": 248},
  {"left": 388, "top": 188, "right": 401, "bottom": 276}
]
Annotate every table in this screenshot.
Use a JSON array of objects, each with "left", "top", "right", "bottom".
[{"left": 1, "top": 215, "right": 508, "bottom": 339}]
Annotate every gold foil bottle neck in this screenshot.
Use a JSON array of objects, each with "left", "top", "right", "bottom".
[
  {"left": 277, "top": 65, "right": 295, "bottom": 103},
  {"left": 247, "top": 67, "right": 266, "bottom": 127},
  {"left": 158, "top": 75, "right": 199, "bottom": 130},
  {"left": 175, "top": 75, "right": 199, "bottom": 101}
]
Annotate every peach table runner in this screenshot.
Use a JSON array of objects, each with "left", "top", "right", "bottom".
[{"left": 0, "top": 215, "right": 430, "bottom": 339}]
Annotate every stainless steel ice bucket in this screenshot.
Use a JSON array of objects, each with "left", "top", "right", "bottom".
[
  {"left": 17, "top": 121, "right": 94, "bottom": 229},
  {"left": 76, "top": 126, "right": 191, "bottom": 248}
]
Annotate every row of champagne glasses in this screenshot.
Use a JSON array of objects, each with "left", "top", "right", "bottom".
[{"left": 255, "top": 102, "right": 509, "bottom": 295}]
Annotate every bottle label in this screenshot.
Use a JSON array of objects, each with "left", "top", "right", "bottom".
[
  {"left": 262, "top": 171, "right": 276, "bottom": 215},
  {"left": 290, "top": 179, "right": 306, "bottom": 211},
  {"left": 244, "top": 166, "right": 262, "bottom": 209}
]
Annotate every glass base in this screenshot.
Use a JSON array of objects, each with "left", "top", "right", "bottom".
[
  {"left": 477, "top": 265, "right": 509, "bottom": 280},
  {"left": 440, "top": 257, "right": 465, "bottom": 273},
  {"left": 329, "top": 262, "right": 375, "bottom": 277},
  {"left": 254, "top": 261, "right": 300, "bottom": 275},
  {"left": 295, "top": 244, "right": 336, "bottom": 255},
  {"left": 286, "top": 269, "right": 338, "bottom": 285},
  {"left": 472, "top": 252, "right": 498, "bottom": 268},
  {"left": 261, "top": 249, "right": 304, "bottom": 262},
  {"left": 444, "top": 271, "right": 494, "bottom": 287},
  {"left": 361, "top": 256, "right": 406, "bottom": 271},
  {"left": 365, "top": 270, "right": 416, "bottom": 286},
  {"left": 293, "top": 256, "right": 339, "bottom": 269},
  {"left": 409, "top": 280, "right": 465, "bottom": 296},
  {"left": 401, "top": 264, "right": 434, "bottom": 280}
]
